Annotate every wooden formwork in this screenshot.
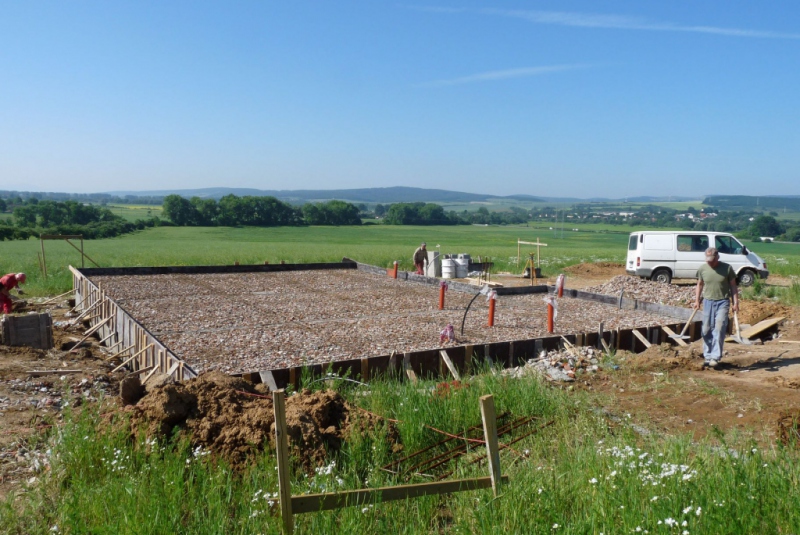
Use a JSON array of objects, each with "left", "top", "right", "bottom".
[
  {"left": 71, "top": 260, "right": 700, "bottom": 386},
  {"left": 70, "top": 266, "right": 197, "bottom": 381}
]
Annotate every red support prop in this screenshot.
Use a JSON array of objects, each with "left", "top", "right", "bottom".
[
  {"left": 547, "top": 303, "right": 554, "bottom": 333},
  {"left": 439, "top": 282, "right": 447, "bottom": 310},
  {"left": 392, "top": 261, "right": 399, "bottom": 279},
  {"left": 488, "top": 296, "right": 496, "bottom": 327}
]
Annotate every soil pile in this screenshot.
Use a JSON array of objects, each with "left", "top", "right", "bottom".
[
  {"left": 128, "top": 372, "right": 396, "bottom": 470},
  {"left": 563, "top": 262, "right": 626, "bottom": 278},
  {"left": 738, "top": 300, "right": 792, "bottom": 326},
  {"left": 776, "top": 409, "right": 800, "bottom": 446},
  {"left": 628, "top": 343, "right": 704, "bottom": 371}
]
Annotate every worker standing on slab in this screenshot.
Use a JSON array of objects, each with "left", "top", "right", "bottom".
[
  {"left": 694, "top": 248, "right": 738, "bottom": 368},
  {"left": 0, "top": 273, "right": 26, "bottom": 314},
  {"left": 413, "top": 242, "right": 428, "bottom": 275}
]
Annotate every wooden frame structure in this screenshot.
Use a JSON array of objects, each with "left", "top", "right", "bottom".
[
  {"left": 71, "top": 266, "right": 197, "bottom": 381},
  {"left": 70, "top": 260, "right": 700, "bottom": 384},
  {"left": 40, "top": 234, "right": 100, "bottom": 278},
  {"left": 273, "top": 389, "right": 506, "bottom": 534}
]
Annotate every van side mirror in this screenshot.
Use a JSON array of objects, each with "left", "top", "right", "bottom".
[{"left": 742, "top": 246, "right": 748, "bottom": 255}]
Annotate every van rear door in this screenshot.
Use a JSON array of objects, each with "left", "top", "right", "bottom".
[
  {"left": 675, "top": 234, "right": 709, "bottom": 278},
  {"left": 626, "top": 233, "right": 640, "bottom": 274}
]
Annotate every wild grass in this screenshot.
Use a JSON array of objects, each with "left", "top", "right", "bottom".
[
  {"left": 0, "top": 225, "right": 632, "bottom": 296},
  {"left": 4, "top": 370, "right": 800, "bottom": 534}
]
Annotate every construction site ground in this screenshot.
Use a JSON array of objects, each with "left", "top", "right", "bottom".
[{"left": 1, "top": 272, "right": 799, "bottom": 502}]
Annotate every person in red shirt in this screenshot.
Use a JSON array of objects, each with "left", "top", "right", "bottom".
[{"left": 0, "top": 273, "right": 26, "bottom": 314}]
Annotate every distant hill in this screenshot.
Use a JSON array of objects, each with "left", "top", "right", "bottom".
[
  {"left": 105, "top": 186, "right": 545, "bottom": 204},
  {"left": 704, "top": 195, "right": 800, "bottom": 211},
  {"left": 104, "top": 186, "right": 708, "bottom": 205}
]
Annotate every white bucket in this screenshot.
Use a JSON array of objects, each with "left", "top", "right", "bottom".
[
  {"left": 442, "top": 259, "right": 456, "bottom": 279},
  {"left": 454, "top": 258, "right": 469, "bottom": 278}
]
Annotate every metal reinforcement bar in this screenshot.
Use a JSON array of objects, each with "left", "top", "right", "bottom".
[{"left": 71, "top": 266, "right": 198, "bottom": 381}]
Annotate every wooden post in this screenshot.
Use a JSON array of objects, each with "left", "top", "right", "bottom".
[
  {"left": 439, "top": 350, "right": 460, "bottom": 381},
  {"left": 463, "top": 344, "right": 473, "bottom": 375},
  {"left": 273, "top": 390, "right": 294, "bottom": 535},
  {"left": 80, "top": 237, "right": 85, "bottom": 268},
  {"left": 40, "top": 237, "right": 47, "bottom": 278},
  {"left": 480, "top": 395, "right": 502, "bottom": 496}
]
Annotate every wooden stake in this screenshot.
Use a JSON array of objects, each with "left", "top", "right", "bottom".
[
  {"left": 403, "top": 353, "right": 417, "bottom": 383},
  {"left": 105, "top": 344, "right": 134, "bottom": 361},
  {"left": 480, "top": 394, "right": 502, "bottom": 496},
  {"left": 273, "top": 390, "right": 294, "bottom": 535},
  {"left": 439, "top": 350, "right": 460, "bottom": 381},
  {"left": 111, "top": 344, "right": 154, "bottom": 373},
  {"left": 632, "top": 329, "right": 651, "bottom": 349},
  {"left": 40, "top": 289, "right": 76, "bottom": 305},
  {"left": 68, "top": 316, "right": 113, "bottom": 353}
]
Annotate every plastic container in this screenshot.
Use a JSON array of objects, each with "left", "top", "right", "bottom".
[{"left": 442, "top": 258, "right": 456, "bottom": 279}]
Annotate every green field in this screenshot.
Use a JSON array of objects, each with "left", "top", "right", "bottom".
[
  {"left": 106, "top": 204, "right": 163, "bottom": 222},
  {"left": 1, "top": 225, "right": 797, "bottom": 298}
]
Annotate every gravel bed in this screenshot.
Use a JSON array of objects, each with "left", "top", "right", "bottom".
[
  {"left": 92, "top": 270, "right": 680, "bottom": 374},
  {"left": 582, "top": 275, "right": 696, "bottom": 308}
]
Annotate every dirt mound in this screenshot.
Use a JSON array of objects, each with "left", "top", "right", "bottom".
[
  {"left": 627, "top": 343, "right": 704, "bottom": 371},
  {"left": 738, "top": 300, "right": 792, "bottom": 326},
  {"left": 129, "top": 371, "right": 397, "bottom": 470},
  {"left": 563, "top": 262, "right": 626, "bottom": 278},
  {"left": 777, "top": 409, "right": 800, "bottom": 446}
]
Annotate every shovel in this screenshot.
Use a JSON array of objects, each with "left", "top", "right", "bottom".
[
  {"left": 669, "top": 308, "right": 698, "bottom": 341},
  {"left": 731, "top": 311, "right": 753, "bottom": 345}
]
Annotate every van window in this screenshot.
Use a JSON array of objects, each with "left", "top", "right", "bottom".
[
  {"left": 715, "top": 235, "right": 744, "bottom": 255},
  {"left": 628, "top": 235, "right": 638, "bottom": 251},
  {"left": 677, "top": 235, "right": 708, "bottom": 252}
]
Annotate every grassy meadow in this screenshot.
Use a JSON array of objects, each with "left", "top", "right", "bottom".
[
  {"left": 1, "top": 225, "right": 800, "bottom": 533},
  {"left": 1, "top": 224, "right": 798, "bottom": 297},
  {"left": 4, "top": 369, "right": 800, "bottom": 534}
]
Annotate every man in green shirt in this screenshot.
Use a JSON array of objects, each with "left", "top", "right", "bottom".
[{"left": 694, "top": 247, "right": 739, "bottom": 367}]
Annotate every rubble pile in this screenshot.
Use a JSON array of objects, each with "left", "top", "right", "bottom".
[
  {"left": 583, "top": 275, "right": 695, "bottom": 307},
  {"left": 504, "top": 346, "right": 605, "bottom": 382}
]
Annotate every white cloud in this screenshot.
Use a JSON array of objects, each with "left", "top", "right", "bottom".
[
  {"left": 410, "top": 6, "right": 800, "bottom": 40},
  {"left": 416, "top": 64, "right": 589, "bottom": 87}
]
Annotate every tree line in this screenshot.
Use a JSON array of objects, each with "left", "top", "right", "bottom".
[
  {"left": 0, "top": 198, "right": 163, "bottom": 241},
  {"left": 162, "top": 195, "right": 361, "bottom": 227}
]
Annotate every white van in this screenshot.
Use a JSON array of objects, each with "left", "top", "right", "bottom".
[{"left": 626, "top": 231, "right": 768, "bottom": 286}]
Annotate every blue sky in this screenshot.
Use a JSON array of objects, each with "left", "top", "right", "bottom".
[{"left": 1, "top": 1, "right": 798, "bottom": 198}]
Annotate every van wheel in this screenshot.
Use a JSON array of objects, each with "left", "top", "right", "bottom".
[
  {"left": 651, "top": 269, "right": 672, "bottom": 284},
  {"left": 738, "top": 269, "right": 756, "bottom": 287}
]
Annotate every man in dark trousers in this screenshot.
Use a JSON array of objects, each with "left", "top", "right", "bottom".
[
  {"left": 694, "top": 248, "right": 739, "bottom": 368},
  {"left": 412, "top": 243, "right": 427, "bottom": 275},
  {"left": 0, "top": 273, "right": 26, "bottom": 314}
]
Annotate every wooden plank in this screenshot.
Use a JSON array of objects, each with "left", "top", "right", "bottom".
[
  {"left": 260, "top": 370, "right": 278, "bottom": 391},
  {"left": 662, "top": 326, "right": 688, "bottom": 347},
  {"left": 732, "top": 317, "right": 785, "bottom": 340},
  {"left": 291, "top": 475, "right": 509, "bottom": 514},
  {"left": 463, "top": 344, "right": 473, "bottom": 375},
  {"left": 361, "top": 358, "right": 369, "bottom": 381},
  {"left": 480, "top": 394, "right": 502, "bottom": 496},
  {"left": 439, "top": 350, "right": 460, "bottom": 381},
  {"left": 105, "top": 344, "right": 134, "bottom": 361},
  {"left": 28, "top": 370, "right": 82, "bottom": 376},
  {"left": 69, "top": 316, "right": 113, "bottom": 352},
  {"left": 110, "top": 344, "right": 154, "bottom": 373},
  {"left": 403, "top": 353, "right": 417, "bottom": 383},
  {"left": 273, "top": 390, "right": 294, "bottom": 534},
  {"left": 632, "top": 329, "right": 652, "bottom": 349}
]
